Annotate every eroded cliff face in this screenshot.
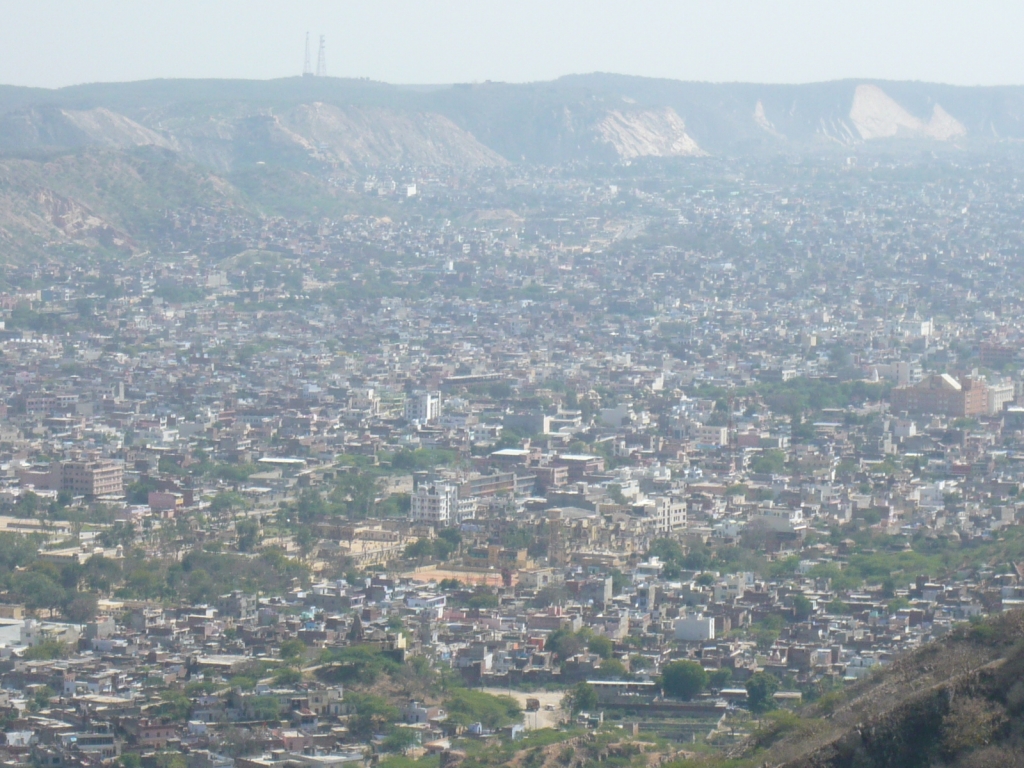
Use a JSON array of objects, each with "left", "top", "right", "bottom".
[
  {"left": 0, "top": 102, "right": 507, "bottom": 172},
  {"left": 280, "top": 103, "right": 508, "bottom": 169},
  {"left": 0, "top": 75, "right": 1014, "bottom": 169},
  {"left": 849, "top": 85, "right": 967, "bottom": 142},
  {"left": 0, "top": 106, "right": 177, "bottom": 153},
  {"left": 594, "top": 107, "right": 706, "bottom": 159}
]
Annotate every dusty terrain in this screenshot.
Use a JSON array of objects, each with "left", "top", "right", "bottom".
[{"left": 481, "top": 688, "right": 565, "bottom": 730}]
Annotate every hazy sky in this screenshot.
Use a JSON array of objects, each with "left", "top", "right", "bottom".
[{"left": 1, "top": 0, "right": 1023, "bottom": 89}]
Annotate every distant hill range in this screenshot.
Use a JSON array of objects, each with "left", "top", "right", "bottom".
[
  {"left": 2, "top": 74, "right": 1024, "bottom": 169},
  {"left": 3, "top": 74, "right": 1024, "bottom": 261}
]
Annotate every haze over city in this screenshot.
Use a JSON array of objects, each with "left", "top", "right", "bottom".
[
  {"left": 2, "top": 0, "right": 1024, "bottom": 88},
  {"left": 3, "top": 4, "right": 1024, "bottom": 768}
]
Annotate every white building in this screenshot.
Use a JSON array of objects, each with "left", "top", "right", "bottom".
[
  {"left": 410, "top": 482, "right": 459, "bottom": 527},
  {"left": 892, "top": 418, "right": 917, "bottom": 438},
  {"left": 749, "top": 504, "right": 805, "bottom": 533},
  {"left": 713, "top": 572, "right": 756, "bottom": 603},
  {"left": 695, "top": 425, "right": 728, "bottom": 447},
  {"left": 896, "top": 361, "right": 923, "bottom": 387},
  {"left": 599, "top": 403, "right": 633, "bottom": 428},
  {"left": 405, "top": 391, "right": 441, "bottom": 423},
  {"left": 641, "top": 496, "right": 686, "bottom": 533},
  {"left": 988, "top": 380, "right": 1015, "bottom": 414},
  {"left": 673, "top": 615, "right": 715, "bottom": 642}
]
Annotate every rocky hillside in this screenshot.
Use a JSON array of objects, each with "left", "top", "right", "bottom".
[
  {"left": 0, "top": 102, "right": 505, "bottom": 173},
  {"left": 3, "top": 75, "right": 1024, "bottom": 168},
  {"left": 715, "top": 610, "right": 1024, "bottom": 768},
  {"left": 0, "top": 146, "right": 244, "bottom": 258}
]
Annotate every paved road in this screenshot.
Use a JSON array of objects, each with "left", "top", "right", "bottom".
[{"left": 482, "top": 688, "right": 565, "bottom": 730}]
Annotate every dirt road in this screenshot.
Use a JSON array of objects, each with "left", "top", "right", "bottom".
[{"left": 481, "top": 688, "right": 565, "bottom": 730}]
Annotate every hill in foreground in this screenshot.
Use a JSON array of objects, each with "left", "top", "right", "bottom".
[{"left": 711, "top": 610, "right": 1024, "bottom": 768}]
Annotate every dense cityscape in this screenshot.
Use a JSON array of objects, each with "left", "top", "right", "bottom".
[{"left": 3, "top": 148, "right": 1024, "bottom": 767}]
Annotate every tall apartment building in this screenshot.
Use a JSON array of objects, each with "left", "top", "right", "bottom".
[
  {"left": 405, "top": 391, "right": 441, "bottom": 423},
  {"left": 59, "top": 460, "right": 124, "bottom": 497},
  {"left": 890, "top": 374, "right": 988, "bottom": 418},
  {"left": 410, "top": 482, "right": 459, "bottom": 527}
]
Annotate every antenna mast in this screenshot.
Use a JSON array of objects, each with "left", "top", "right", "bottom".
[
  {"left": 316, "top": 35, "right": 327, "bottom": 77},
  {"left": 303, "top": 32, "right": 313, "bottom": 77}
]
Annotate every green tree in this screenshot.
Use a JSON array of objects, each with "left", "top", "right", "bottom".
[
  {"left": 248, "top": 695, "right": 284, "bottom": 721},
  {"left": 381, "top": 728, "right": 420, "bottom": 753},
  {"left": 437, "top": 527, "right": 462, "bottom": 548},
  {"left": 30, "top": 685, "right": 55, "bottom": 711},
  {"left": 279, "top": 639, "right": 306, "bottom": 661},
  {"left": 404, "top": 539, "right": 434, "bottom": 561},
  {"left": 661, "top": 660, "right": 708, "bottom": 700},
  {"left": 792, "top": 594, "right": 814, "bottom": 621},
  {"left": 157, "top": 690, "right": 192, "bottom": 722},
  {"left": 13, "top": 491, "right": 41, "bottom": 518},
  {"left": 599, "top": 658, "right": 627, "bottom": 679},
  {"left": 546, "top": 628, "right": 583, "bottom": 660},
  {"left": 588, "top": 635, "right": 614, "bottom": 659},
  {"left": 154, "top": 754, "right": 186, "bottom": 768},
  {"left": 23, "top": 640, "right": 70, "bottom": 660},
  {"left": 214, "top": 464, "right": 258, "bottom": 483},
  {"left": 0, "top": 533, "right": 40, "bottom": 570},
  {"left": 126, "top": 480, "right": 158, "bottom": 505},
  {"left": 746, "top": 672, "right": 780, "bottom": 714},
  {"left": 752, "top": 449, "right": 787, "bottom": 475},
  {"left": 63, "top": 592, "right": 98, "bottom": 623},
  {"left": 273, "top": 667, "right": 302, "bottom": 687},
  {"left": 318, "top": 644, "right": 401, "bottom": 685},
  {"left": 83, "top": 555, "right": 122, "bottom": 592},
  {"left": 827, "top": 598, "right": 848, "bottom": 615},
  {"left": 236, "top": 519, "right": 262, "bottom": 552},
  {"left": 708, "top": 668, "right": 733, "bottom": 690},
  {"left": 466, "top": 592, "right": 499, "bottom": 609},
  {"left": 210, "top": 492, "right": 247, "bottom": 513},
  {"left": 647, "top": 538, "right": 684, "bottom": 565},
  {"left": 11, "top": 570, "right": 65, "bottom": 612},
  {"left": 683, "top": 545, "right": 712, "bottom": 571},
  {"left": 607, "top": 484, "right": 627, "bottom": 505},
  {"left": 229, "top": 675, "right": 257, "bottom": 691},
  {"left": 609, "top": 568, "right": 630, "bottom": 595},
  {"left": 562, "top": 682, "right": 598, "bottom": 715},
  {"left": 445, "top": 689, "right": 521, "bottom": 730},
  {"left": 347, "top": 693, "right": 400, "bottom": 738},
  {"left": 533, "top": 584, "right": 568, "bottom": 608}
]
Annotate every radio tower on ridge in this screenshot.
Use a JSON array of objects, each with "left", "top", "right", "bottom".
[
  {"left": 316, "top": 35, "right": 327, "bottom": 77},
  {"left": 302, "top": 32, "right": 313, "bottom": 77}
]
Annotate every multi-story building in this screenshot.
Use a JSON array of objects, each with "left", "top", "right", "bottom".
[
  {"left": 64, "top": 460, "right": 122, "bottom": 497},
  {"left": 410, "top": 482, "right": 459, "bottom": 527},
  {"left": 405, "top": 391, "right": 441, "bottom": 423},
  {"left": 59, "top": 460, "right": 124, "bottom": 497},
  {"left": 459, "top": 471, "right": 516, "bottom": 498},
  {"left": 639, "top": 496, "right": 687, "bottom": 534},
  {"left": 988, "top": 380, "right": 1015, "bottom": 414},
  {"left": 890, "top": 374, "right": 988, "bottom": 418},
  {"left": 695, "top": 425, "right": 729, "bottom": 447}
]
